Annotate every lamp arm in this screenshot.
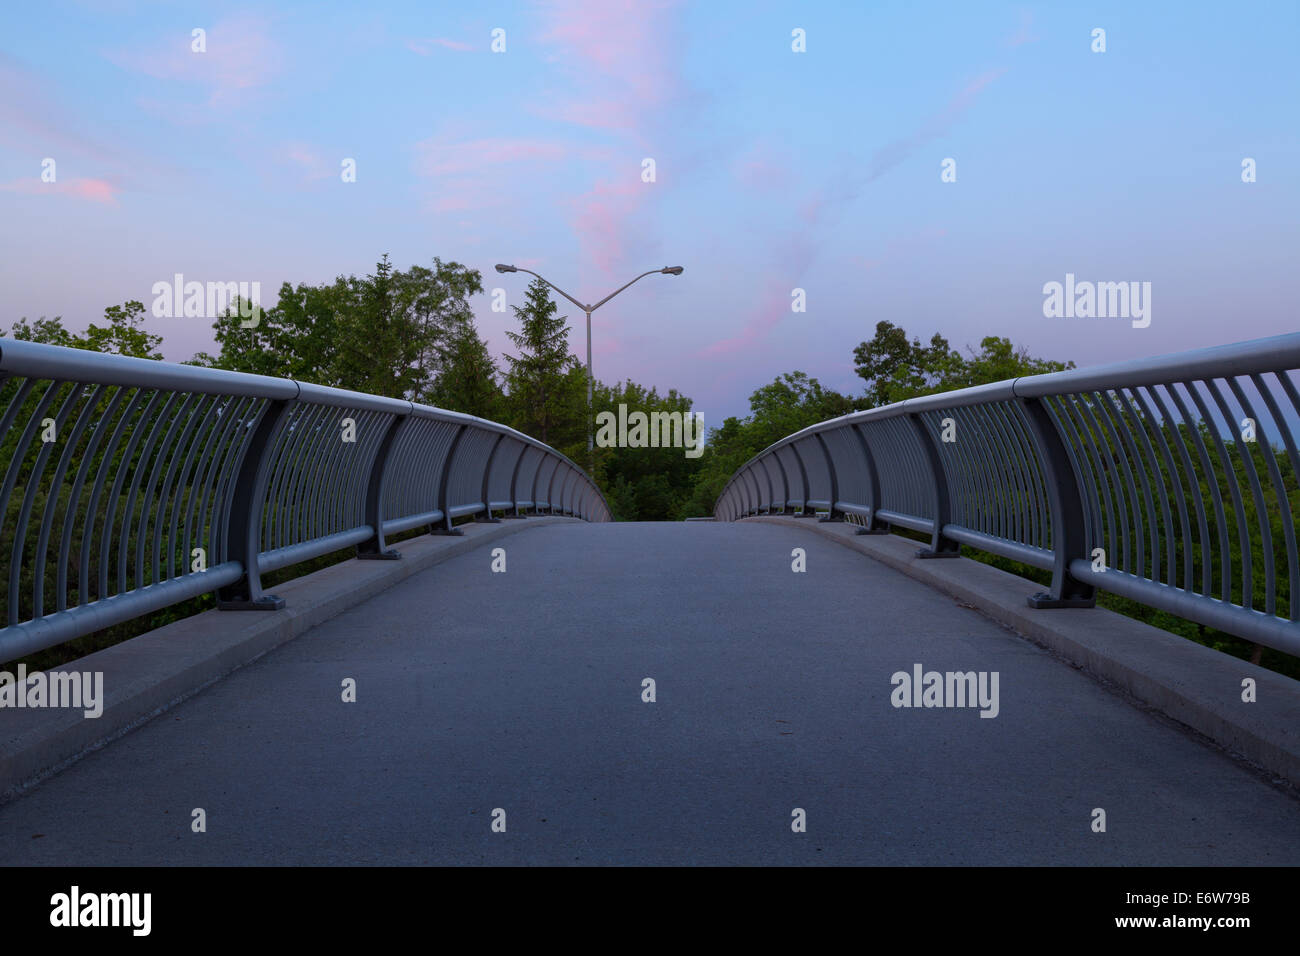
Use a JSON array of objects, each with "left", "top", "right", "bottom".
[
  {"left": 517, "top": 269, "right": 590, "bottom": 312},
  {"left": 588, "top": 270, "right": 660, "bottom": 313}
]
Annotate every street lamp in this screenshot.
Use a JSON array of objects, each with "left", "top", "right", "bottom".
[{"left": 494, "top": 263, "right": 684, "bottom": 460}]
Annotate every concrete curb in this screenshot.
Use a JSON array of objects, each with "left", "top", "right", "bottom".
[
  {"left": 0, "top": 516, "right": 578, "bottom": 803},
  {"left": 750, "top": 515, "right": 1300, "bottom": 788}
]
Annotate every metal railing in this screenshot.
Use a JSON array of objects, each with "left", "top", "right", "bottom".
[
  {"left": 0, "top": 339, "right": 610, "bottom": 661},
  {"left": 714, "top": 333, "right": 1300, "bottom": 657}
]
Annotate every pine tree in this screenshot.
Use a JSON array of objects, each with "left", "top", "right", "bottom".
[
  {"left": 426, "top": 319, "right": 503, "bottom": 420},
  {"left": 502, "top": 278, "right": 585, "bottom": 445}
]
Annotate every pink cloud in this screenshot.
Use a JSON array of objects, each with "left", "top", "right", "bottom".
[
  {"left": 700, "top": 226, "right": 820, "bottom": 359},
  {"left": 535, "top": 0, "right": 681, "bottom": 118},
  {"left": 569, "top": 178, "right": 645, "bottom": 272},
  {"left": 0, "top": 54, "right": 125, "bottom": 165},
  {"left": 700, "top": 65, "right": 1005, "bottom": 358},
  {"left": 431, "top": 182, "right": 499, "bottom": 213},
  {"left": 414, "top": 136, "right": 568, "bottom": 214},
  {"left": 106, "top": 14, "right": 281, "bottom": 109},
  {"left": 735, "top": 144, "right": 793, "bottom": 192},
  {"left": 547, "top": 99, "right": 637, "bottom": 132},
  {"left": 275, "top": 142, "right": 335, "bottom": 183},
  {"left": 407, "top": 37, "right": 475, "bottom": 55},
  {"left": 416, "top": 137, "right": 566, "bottom": 177},
  {"left": 1005, "top": 10, "right": 1039, "bottom": 48},
  {"left": 863, "top": 66, "right": 1006, "bottom": 184},
  {"left": 699, "top": 279, "right": 794, "bottom": 359},
  {"left": 530, "top": 0, "right": 689, "bottom": 277},
  {"left": 0, "top": 177, "right": 120, "bottom": 203}
]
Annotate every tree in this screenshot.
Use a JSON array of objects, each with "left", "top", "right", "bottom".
[
  {"left": 746, "top": 371, "right": 859, "bottom": 449},
  {"left": 853, "top": 320, "right": 962, "bottom": 408},
  {"left": 948, "top": 335, "right": 1074, "bottom": 388},
  {"left": 82, "top": 301, "right": 163, "bottom": 360},
  {"left": 589, "top": 378, "right": 702, "bottom": 520},
  {"left": 681, "top": 371, "right": 856, "bottom": 517},
  {"left": 502, "top": 277, "right": 586, "bottom": 447},
  {"left": 853, "top": 320, "right": 1073, "bottom": 406},
  {"left": 5, "top": 302, "right": 162, "bottom": 360},
  {"left": 193, "top": 256, "right": 484, "bottom": 398},
  {"left": 425, "top": 319, "right": 504, "bottom": 420},
  {"left": 6, "top": 316, "right": 79, "bottom": 349}
]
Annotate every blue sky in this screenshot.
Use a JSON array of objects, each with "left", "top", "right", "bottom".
[{"left": 2, "top": 0, "right": 1296, "bottom": 423}]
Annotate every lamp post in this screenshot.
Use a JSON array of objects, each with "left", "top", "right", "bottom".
[{"left": 494, "top": 264, "right": 684, "bottom": 463}]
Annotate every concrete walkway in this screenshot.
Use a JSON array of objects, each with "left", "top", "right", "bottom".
[{"left": 2, "top": 521, "right": 1297, "bottom": 865}]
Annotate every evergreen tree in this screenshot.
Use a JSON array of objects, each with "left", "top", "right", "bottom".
[
  {"left": 425, "top": 319, "right": 504, "bottom": 420},
  {"left": 502, "top": 277, "right": 586, "bottom": 447}
]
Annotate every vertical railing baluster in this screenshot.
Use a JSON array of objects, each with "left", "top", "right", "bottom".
[
  {"left": 432, "top": 423, "right": 469, "bottom": 535},
  {"left": 788, "top": 443, "right": 815, "bottom": 516},
  {"left": 908, "top": 411, "right": 960, "bottom": 558},
  {"left": 217, "top": 396, "right": 296, "bottom": 610},
  {"left": 1019, "top": 395, "right": 1096, "bottom": 607},
  {"left": 476, "top": 432, "right": 506, "bottom": 523},
  {"left": 356, "top": 409, "right": 409, "bottom": 560},
  {"left": 814, "top": 432, "right": 843, "bottom": 522},
  {"left": 850, "top": 423, "right": 889, "bottom": 534}
]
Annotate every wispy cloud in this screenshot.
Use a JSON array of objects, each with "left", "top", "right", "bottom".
[
  {"left": 414, "top": 135, "right": 568, "bottom": 213},
  {"left": 531, "top": 0, "right": 688, "bottom": 280},
  {"left": 106, "top": 13, "right": 281, "bottom": 109},
  {"left": 0, "top": 53, "right": 123, "bottom": 162},
  {"left": 734, "top": 142, "right": 794, "bottom": 192},
  {"left": 0, "top": 177, "right": 120, "bottom": 203},
  {"left": 533, "top": 0, "right": 682, "bottom": 130},
  {"left": 567, "top": 178, "right": 645, "bottom": 273},
  {"left": 407, "top": 37, "right": 475, "bottom": 55},
  {"left": 1005, "top": 9, "right": 1039, "bottom": 48},
  {"left": 699, "top": 65, "right": 1002, "bottom": 359},
  {"left": 417, "top": 137, "right": 567, "bottom": 177},
  {"left": 862, "top": 67, "right": 1006, "bottom": 185},
  {"left": 274, "top": 142, "right": 337, "bottom": 184}
]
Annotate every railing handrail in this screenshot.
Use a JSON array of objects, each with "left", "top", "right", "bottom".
[
  {"left": 719, "top": 330, "right": 1300, "bottom": 494},
  {"left": 0, "top": 338, "right": 611, "bottom": 661},
  {"left": 0, "top": 339, "right": 604, "bottom": 481},
  {"left": 714, "top": 330, "right": 1300, "bottom": 661}
]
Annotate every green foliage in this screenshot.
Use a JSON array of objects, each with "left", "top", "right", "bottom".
[
  {"left": 852, "top": 320, "right": 1073, "bottom": 407},
  {"left": 5, "top": 302, "right": 162, "bottom": 360},
  {"left": 501, "top": 278, "right": 587, "bottom": 449},
  {"left": 8, "top": 294, "right": 1296, "bottom": 686},
  {"left": 681, "top": 371, "right": 857, "bottom": 518},
  {"left": 424, "top": 320, "right": 504, "bottom": 420},
  {"left": 192, "top": 255, "right": 484, "bottom": 399},
  {"left": 7, "top": 316, "right": 79, "bottom": 349},
  {"left": 589, "top": 379, "right": 702, "bottom": 521}
]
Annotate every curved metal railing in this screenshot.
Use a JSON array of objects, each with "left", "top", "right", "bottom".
[
  {"left": 0, "top": 339, "right": 610, "bottom": 660},
  {"left": 715, "top": 332, "right": 1300, "bottom": 657}
]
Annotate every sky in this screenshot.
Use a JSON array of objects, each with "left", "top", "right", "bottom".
[{"left": 1, "top": 0, "right": 1297, "bottom": 425}]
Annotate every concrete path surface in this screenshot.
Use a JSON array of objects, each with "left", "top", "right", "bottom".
[{"left": 2, "top": 521, "right": 1297, "bottom": 865}]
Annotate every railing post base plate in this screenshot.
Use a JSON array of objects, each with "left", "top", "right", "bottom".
[
  {"left": 855, "top": 527, "right": 890, "bottom": 535},
  {"left": 357, "top": 549, "right": 401, "bottom": 561},
  {"left": 217, "top": 594, "right": 285, "bottom": 611},
  {"left": 1027, "top": 592, "right": 1096, "bottom": 609},
  {"left": 916, "top": 548, "right": 961, "bottom": 559}
]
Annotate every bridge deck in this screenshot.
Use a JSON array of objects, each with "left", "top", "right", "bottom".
[{"left": 2, "top": 521, "right": 1297, "bottom": 865}]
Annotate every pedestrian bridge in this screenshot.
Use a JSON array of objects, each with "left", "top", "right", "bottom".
[{"left": 1, "top": 335, "right": 1298, "bottom": 865}]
